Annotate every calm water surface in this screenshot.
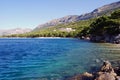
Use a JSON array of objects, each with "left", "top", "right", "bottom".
[{"left": 0, "top": 38, "right": 120, "bottom": 80}]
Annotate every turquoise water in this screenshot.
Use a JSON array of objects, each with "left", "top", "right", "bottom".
[{"left": 0, "top": 38, "right": 120, "bottom": 80}]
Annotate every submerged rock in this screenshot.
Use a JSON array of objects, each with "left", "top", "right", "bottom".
[
  {"left": 95, "top": 59, "right": 100, "bottom": 63},
  {"left": 66, "top": 72, "right": 94, "bottom": 80}
]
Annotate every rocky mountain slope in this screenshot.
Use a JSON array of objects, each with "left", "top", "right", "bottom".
[
  {"left": 34, "top": 1, "right": 120, "bottom": 30},
  {"left": 34, "top": 15, "right": 80, "bottom": 30},
  {"left": 0, "top": 28, "right": 32, "bottom": 36}
]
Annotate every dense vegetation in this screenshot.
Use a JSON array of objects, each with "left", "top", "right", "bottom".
[
  {"left": 81, "top": 9, "right": 120, "bottom": 37},
  {"left": 3, "top": 9, "right": 120, "bottom": 38}
]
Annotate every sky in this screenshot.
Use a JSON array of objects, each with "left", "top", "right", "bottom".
[{"left": 0, "top": 0, "right": 119, "bottom": 29}]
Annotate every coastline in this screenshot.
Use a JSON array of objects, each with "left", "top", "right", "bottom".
[
  {"left": 0, "top": 37, "right": 77, "bottom": 39},
  {"left": 1, "top": 37, "right": 120, "bottom": 45}
]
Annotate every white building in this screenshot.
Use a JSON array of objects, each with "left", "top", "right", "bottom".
[{"left": 59, "top": 28, "right": 75, "bottom": 32}]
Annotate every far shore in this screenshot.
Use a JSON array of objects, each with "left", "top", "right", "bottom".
[
  {"left": 1, "top": 37, "right": 120, "bottom": 45},
  {"left": 0, "top": 37, "right": 76, "bottom": 39}
]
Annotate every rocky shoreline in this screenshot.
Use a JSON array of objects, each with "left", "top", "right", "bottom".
[
  {"left": 90, "top": 34, "right": 120, "bottom": 44},
  {"left": 66, "top": 61, "right": 120, "bottom": 80}
]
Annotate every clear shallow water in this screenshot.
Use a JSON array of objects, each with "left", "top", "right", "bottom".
[{"left": 0, "top": 38, "right": 120, "bottom": 80}]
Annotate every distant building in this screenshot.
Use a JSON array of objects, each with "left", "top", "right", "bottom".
[
  {"left": 53, "top": 30, "right": 56, "bottom": 31},
  {"left": 59, "top": 28, "right": 75, "bottom": 32}
]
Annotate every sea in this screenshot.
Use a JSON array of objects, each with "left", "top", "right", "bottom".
[{"left": 0, "top": 38, "right": 120, "bottom": 80}]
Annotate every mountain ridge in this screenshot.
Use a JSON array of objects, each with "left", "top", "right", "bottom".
[
  {"left": 34, "top": 1, "right": 120, "bottom": 30},
  {"left": 0, "top": 28, "right": 32, "bottom": 36}
]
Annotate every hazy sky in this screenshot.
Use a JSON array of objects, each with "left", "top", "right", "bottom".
[{"left": 0, "top": 0, "right": 119, "bottom": 29}]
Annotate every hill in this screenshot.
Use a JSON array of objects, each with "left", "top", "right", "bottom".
[
  {"left": 34, "top": 1, "right": 120, "bottom": 31},
  {"left": 0, "top": 28, "right": 31, "bottom": 36}
]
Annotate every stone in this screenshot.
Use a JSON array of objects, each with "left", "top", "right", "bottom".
[
  {"left": 66, "top": 61, "right": 120, "bottom": 80},
  {"left": 95, "top": 72, "right": 116, "bottom": 80},
  {"left": 116, "top": 76, "right": 120, "bottom": 80},
  {"left": 95, "top": 61, "right": 117, "bottom": 80},
  {"left": 114, "top": 67, "right": 120, "bottom": 76},
  {"left": 100, "top": 61, "right": 114, "bottom": 73},
  {"left": 83, "top": 72, "right": 93, "bottom": 77}
]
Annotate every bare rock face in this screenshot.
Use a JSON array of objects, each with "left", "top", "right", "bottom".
[{"left": 35, "top": 15, "right": 80, "bottom": 30}]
